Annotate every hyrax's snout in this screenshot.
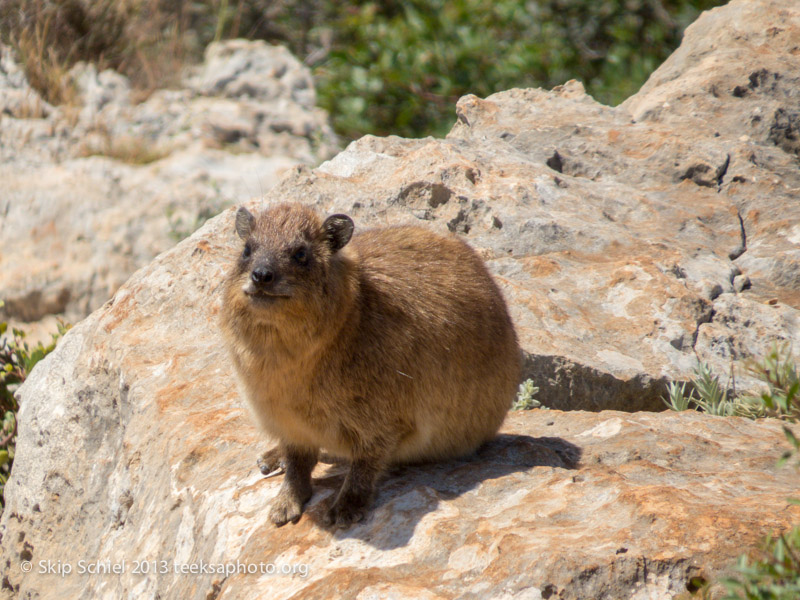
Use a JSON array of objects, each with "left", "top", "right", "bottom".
[
  {"left": 244, "top": 258, "right": 285, "bottom": 298},
  {"left": 251, "top": 265, "right": 276, "bottom": 286}
]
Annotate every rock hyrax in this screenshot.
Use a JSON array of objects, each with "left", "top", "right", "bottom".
[{"left": 220, "top": 202, "right": 520, "bottom": 528}]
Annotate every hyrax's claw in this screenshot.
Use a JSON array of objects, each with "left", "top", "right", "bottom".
[
  {"left": 323, "top": 499, "right": 366, "bottom": 529},
  {"left": 257, "top": 447, "right": 285, "bottom": 476}
]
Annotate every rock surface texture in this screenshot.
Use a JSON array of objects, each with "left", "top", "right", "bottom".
[
  {"left": 2, "top": 0, "right": 800, "bottom": 599},
  {"left": 0, "top": 40, "right": 337, "bottom": 326}
]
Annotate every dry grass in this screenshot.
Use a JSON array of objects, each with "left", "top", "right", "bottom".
[
  {"left": 8, "top": 93, "right": 49, "bottom": 119},
  {"left": 0, "top": 1, "right": 295, "bottom": 107},
  {"left": 1, "top": 0, "right": 126, "bottom": 104},
  {"left": 8, "top": 18, "right": 77, "bottom": 106},
  {"left": 1, "top": 0, "right": 194, "bottom": 106},
  {"left": 77, "top": 131, "right": 169, "bottom": 165}
]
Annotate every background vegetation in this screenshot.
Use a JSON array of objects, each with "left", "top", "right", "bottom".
[{"left": 1, "top": 0, "right": 725, "bottom": 138}]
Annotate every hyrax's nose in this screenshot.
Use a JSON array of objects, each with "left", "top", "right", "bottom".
[{"left": 251, "top": 267, "right": 275, "bottom": 285}]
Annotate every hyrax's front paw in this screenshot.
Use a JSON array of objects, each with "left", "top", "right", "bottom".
[
  {"left": 269, "top": 490, "right": 306, "bottom": 527},
  {"left": 323, "top": 496, "right": 368, "bottom": 529},
  {"left": 257, "top": 447, "right": 285, "bottom": 476}
]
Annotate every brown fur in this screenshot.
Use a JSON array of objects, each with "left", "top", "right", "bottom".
[{"left": 220, "top": 202, "right": 520, "bottom": 527}]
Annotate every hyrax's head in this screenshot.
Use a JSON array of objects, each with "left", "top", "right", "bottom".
[{"left": 226, "top": 203, "right": 354, "bottom": 322}]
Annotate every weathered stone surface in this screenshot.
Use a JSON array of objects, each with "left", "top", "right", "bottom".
[
  {"left": 0, "top": 40, "right": 337, "bottom": 326},
  {"left": 0, "top": 203, "right": 797, "bottom": 599},
  {"left": 68, "top": 40, "right": 337, "bottom": 164},
  {"left": 188, "top": 40, "right": 316, "bottom": 107}
]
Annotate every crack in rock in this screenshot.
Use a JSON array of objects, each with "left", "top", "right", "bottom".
[{"left": 728, "top": 209, "right": 747, "bottom": 260}]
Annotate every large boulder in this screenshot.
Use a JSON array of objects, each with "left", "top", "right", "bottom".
[{"left": 0, "top": 203, "right": 796, "bottom": 599}]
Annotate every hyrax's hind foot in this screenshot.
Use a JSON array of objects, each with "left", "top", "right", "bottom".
[
  {"left": 322, "top": 458, "right": 379, "bottom": 529},
  {"left": 257, "top": 447, "right": 285, "bottom": 476},
  {"left": 322, "top": 495, "right": 369, "bottom": 529}
]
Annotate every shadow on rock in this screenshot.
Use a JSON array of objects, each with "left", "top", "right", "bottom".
[{"left": 304, "top": 434, "right": 582, "bottom": 550}]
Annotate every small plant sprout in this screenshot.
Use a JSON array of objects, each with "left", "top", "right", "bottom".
[
  {"left": 690, "top": 362, "right": 735, "bottom": 416},
  {"left": 742, "top": 343, "right": 800, "bottom": 421},
  {"left": 662, "top": 380, "right": 694, "bottom": 411},
  {"left": 513, "top": 379, "right": 543, "bottom": 411},
  {"left": 778, "top": 426, "right": 800, "bottom": 469}
]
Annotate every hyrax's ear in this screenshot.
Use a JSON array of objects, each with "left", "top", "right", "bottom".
[
  {"left": 235, "top": 206, "right": 255, "bottom": 239},
  {"left": 322, "top": 214, "right": 354, "bottom": 252}
]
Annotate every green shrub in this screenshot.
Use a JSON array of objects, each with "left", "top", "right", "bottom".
[
  {"left": 312, "top": 0, "right": 726, "bottom": 139},
  {"left": 665, "top": 345, "right": 800, "bottom": 598},
  {"left": 0, "top": 303, "right": 69, "bottom": 507},
  {"left": 722, "top": 512, "right": 800, "bottom": 600},
  {"left": 662, "top": 346, "right": 800, "bottom": 420},
  {"left": 740, "top": 344, "right": 800, "bottom": 422}
]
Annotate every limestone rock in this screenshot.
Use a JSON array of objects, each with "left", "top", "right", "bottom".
[
  {"left": 0, "top": 203, "right": 796, "bottom": 599},
  {"left": 4, "top": 0, "right": 799, "bottom": 404},
  {"left": 188, "top": 40, "right": 317, "bottom": 108},
  {"left": 70, "top": 62, "right": 132, "bottom": 123},
  {"left": 304, "top": 0, "right": 798, "bottom": 408},
  {"left": 64, "top": 40, "right": 338, "bottom": 164}
]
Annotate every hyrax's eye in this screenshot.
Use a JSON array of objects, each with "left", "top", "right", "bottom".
[
  {"left": 241, "top": 243, "right": 252, "bottom": 260},
  {"left": 291, "top": 247, "right": 308, "bottom": 265}
]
